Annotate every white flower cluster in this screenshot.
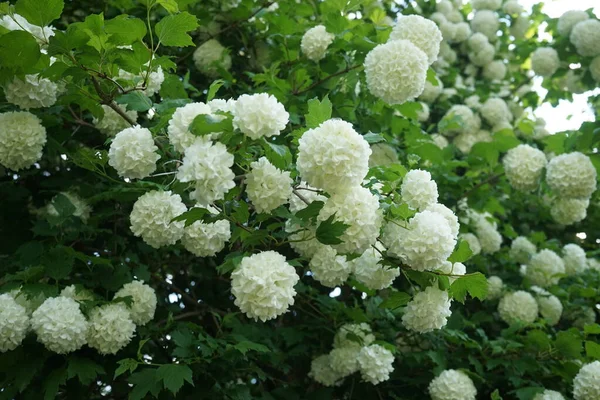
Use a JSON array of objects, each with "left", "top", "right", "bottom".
[
  {"left": 509, "top": 236, "right": 537, "bottom": 264},
  {"left": 498, "top": 290, "right": 538, "bottom": 325},
  {"left": 301, "top": 25, "right": 335, "bottom": 62},
  {"left": 234, "top": 93, "right": 289, "bottom": 140},
  {"left": 231, "top": 251, "right": 299, "bottom": 322},
  {"left": 460, "top": 233, "right": 481, "bottom": 256},
  {"left": 467, "top": 32, "right": 496, "bottom": 66},
  {"left": 440, "top": 105, "right": 480, "bottom": 136},
  {"left": 546, "top": 152, "right": 597, "bottom": 199},
  {"left": 558, "top": 10, "right": 589, "bottom": 36},
  {"left": 531, "top": 47, "right": 560, "bottom": 77},
  {"left": 60, "top": 285, "right": 94, "bottom": 302},
  {"left": 429, "top": 369, "right": 477, "bottom": 400},
  {"left": 503, "top": 144, "right": 547, "bottom": 192},
  {"left": 46, "top": 192, "right": 92, "bottom": 222},
  {"left": 108, "top": 126, "right": 159, "bottom": 179},
  {"left": 118, "top": 66, "right": 164, "bottom": 97},
  {"left": 471, "top": 10, "right": 499, "bottom": 42},
  {"left": 531, "top": 286, "right": 562, "bottom": 326},
  {"left": 0, "top": 111, "right": 47, "bottom": 171},
  {"left": 309, "top": 354, "right": 344, "bottom": 387},
  {"left": 525, "top": 249, "right": 565, "bottom": 288},
  {"left": 472, "top": 0, "right": 501, "bottom": 10},
  {"left": 193, "top": 39, "right": 232, "bottom": 77},
  {"left": 369, "top": 143, "right": 398, "bottom": 167},
  {"left": 454, "top": 130, "right": 492, "bottom": 154},
  {"left": 401, "top": 169, "right": 439, "bottom": 210},
  {"left": 486, "top": 276, "right": 504, "bottom": 300},
  {"left": 482, "top": 60, "right": 507, "bottom": 81},
  {"left": 182, "top": 218, "right": 231, "bottom": 257},
  {"left": 114, "top": 281, "right": 157, "bottom": 326},
  {"left": 470, "top": 212, "right": 502, "bottom": 254},
  {"left": 480, "top": 97, "right": 512, "bottom": 127},
  {"left": 591, "top": 56, "right": 600, "bottom": 82},
  {"left": 0, "top": 294, "right": 30, "bottom": 352},
  {"left": 402, "top": 286, "right": 453, "bottom": 332},
  {"left": 167, "top": 102, "right": 214, "bottom": 153},
  {"left": 93, "top": 105, "right": 138, "bottom": 136},
  {"left": 419, "top": 77, "right": 443, "bottom": 103},
  {"left": 533, "top": 390, "right": 565, "bottom": 400},
  {"left": 562, "top": 243, "right": 587, "bottom": 276},
  {"left": 87, "top": 303, "right": 136, "bottom": 355},
  {"left": 551, "top": 198, "right": 589, "bottom": 226},
  {"left": 350, "top": 246, "right": 400, "bottom": 290},
  {"left": 246, "top": 157, "right": 292, "bottom": 213},
  {"left": 4, "top": 74, "right": 63, "bottom": 109},
  {"left": 570, "top": 20, "right": 600, "bottom": 58},
  {"left": 357, "top": 344, "right": 395, "bottom": 384},
  {"left": 130, "top": 190, "right": 186, "bottom": 248},
  {"left": 310, "top": 245, "right": 351, "bottom": 287},
  {"left": 573, "top": 361, "right": 600, "bottom": 400},
  {"left": 502, "top": 0, "right": 523, "bottom": 15},
  {"left": 511, "top": 14, "right": 530, "bottom": 39},
  {"left": 389, "top": 15, "right": 443, "bottom": 64},
  {"left": 31, "top": 297, "right": 89, "bottom": 354}
]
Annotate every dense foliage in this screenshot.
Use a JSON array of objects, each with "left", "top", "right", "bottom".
[{"left": 0, "top": 0, "right": 599, "bottom": 399}]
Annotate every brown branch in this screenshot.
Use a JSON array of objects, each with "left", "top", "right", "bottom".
[
  {"left": 292, "top": 188, "right": 310, "bottom": 205},
  {"left": 105, "top": 101, "right": 137, "bottom": 126},
  {"left": 157, "top": 310, "right": 203, "bottom": 326},
  {"left": 293, "top": 64, "right": 362, "bottom": 95},
  {"left": 67, "top": 106, "right": 95, "bottom": 128}
]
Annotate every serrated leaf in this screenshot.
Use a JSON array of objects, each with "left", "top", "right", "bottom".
[
  {"left": 363, "top": 132, "right": 385, "bottom": 144},
  {"left": 316, "top": 214, "right": 349, "bottom": 245},
  {"left": 116, "top": 92, "right": 153, "bottom": 111},
  {"left": 379, "top": 291, "right": 411, "bottom": 309},
  {"left": 15, "top": 0, "right": 63, "bottom": 27},
  {"left": 426, "top": 68, "right": 438, "bottom": 86},
  {"left": 171, "top": 207, "right": 209, "bottom": 227},
  {"left": 44, "top": 368, "right": 67, "bottom": 400},
  {"left": 555, "top": 331, "right": 582, "bottom": 358},
  {"left": 586, "top": 340, "right": 600, "bottom": 359},
  {"left": 43, "top": 246, "right": 74, "bottom": 280},
  {"left": 448, "top": 239, "right": 473, "bottom": 263},
  {"left": 67, "top": 357, "right": 105, "bottom": 385},
  {"left": 0, "top": 30, "right": 40, "bottom": 69},
  {"left": 206, "top": 79, "right": 224, "bottom": 102},
  {"left": 584, "top": 324, "right": 600, "bottom": 335},
  {"left": 262, "top": 139, "right": 292, "bottom": 170},
  {"left": 295, "top": 200, "right": 325, "bottom": 223},
  {"left": 233, "top": 340, "right": 271, "bottom": 355},
  {"left": 448, "top": 273, "right": 488, "bottom": 303},
  {"left": 189, "top": 113, "right": 233, "bottom": 136},
  {"left": 305, "top": 95, "right": 332, "bottom": 128},
  {"left": 389, "top": 204, "right": 415, "bottom": 220},
  {"left": 156, "top": 364, "right": 194, "bottom": 395},
  {"left": 105, "top": 15, "right": 147, "bottom": 45},
  {"left": 156, "top": 0, "right": 179, "bottom": 13},
  {"left": 155, "top": 12, "right": 198, "bottom": 47},
  {"left": 114, "top": 358, "right": 138, "bottom": 379},
  {"left": 128, "top": 369, "right": 161, "bottom": 400}
]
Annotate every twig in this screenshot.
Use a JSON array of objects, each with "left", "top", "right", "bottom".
[
  {"left": 157, "top": 310, "right": 203, "bottom": 326},
  {"left": 67, "top": 106, "right": 95, "bottom": 128},
  {"left": 293, "top": 64, "right": 362, "bottom": 95},
  {"left": 292, "top": 189, "right": 310, "bottom": 205},
  {"left": 463, "top": 173, "right": 505, "bottom": 198}
]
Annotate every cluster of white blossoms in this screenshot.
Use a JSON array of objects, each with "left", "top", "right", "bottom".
[
  {"left": 350, "top": 245, "right": 400, "bottom": 290},
  {"left": 309, "top": 245, "right": 351, "bottom": 287},
  {"left": 3, "top": 74, "right": 63, "bottom": 110},
  {"left": 530, "top": 286, "right": 563, "bottom": 326},
  {"left": 193, "top": 39, "right": 232, "bottom": 77},
  {"left": 558, "top": 10, "right": 589, "bottom": 36},
  {"left": 467, "top": 32, "right": 495, "bottom": 66},
  {"left": 470, "top": 211, "right": 502, "bottom": 254},
  {"left": 486, "top": 276, "right": 504, "bottom": 300},
  {"left": 0, "top": 111, "right": 47, "bottom": 171},
  {"left": 546, "top": 152, "right": 597, "bottom": 199},
  {"left": 87, "top": 303, "right": 136, "bottom": 355},
  {"left": 460, "top": 233, "right": 481, "bottom": 256},
  {"left": 245, "top": 157, "right": 292, "bottom": 213},
  {"left": 479, "top": 97, "right": 512, "bottom": 128},
  {"left": 114, "top": 281, "right": 157, "bottom": 326},
  {"left": 233, "top": 93, "right": 289, "bottom": 140},
  {"left": 400, "top": 169, "right": 439, "bottom": 210},
  {"left": 46, "top": 192, "right": 92, "bottom": 222},
  {"left": 182, "top": 218, "right": 231, "bottom": 257},
  {"left": 357, "top": 345, "right": 395, "bottom": 384},
  {"left": 419, "top": 77, "right": 443, "bottom": 103},
  {"left": 525, "top": 249, "right": 566, "bottom": 288},
  {"left": 440, "top": 105, "right": 480, "bottom": 136},
  {"left": 570, "top": 20, "right": 600, "bottom": 58},
  {"left": 300, "top": 25, "right": 335, "bottom": 62},
  {"left": 389, "top": 15, "right": 443, "bottom": 64},
  {"left": 93, "top": 105, "right": 138, "bottom": 136},
  {"left": 573, "top": 361, "right": 600, "bottom": 400},
  {"left": 531, "top": 47, "right": 560, "bottom": 77},
  {"left": 117, "top": 65, "right": 164, "bottom": 97},
  {"left": 0, "top": 294, "right": 30, "bottom": 352},
  {"left": 533, "top": 390, "right": 565, "bottom": 400},
  {"left": 60, "top": 285, "right": 94, "bottom": 302},
  {"left": 509, "top": 236, "right": 537, "bottom": 264},
  {"left": 130, "top": 190, "right": 186, "bottom": 248},
  {"left": 503, "top": 144, "right": 547, "bottom": 192},
  {"left": 482, "top": 60, "right": 507, "bottom": 81},
  {"left": 231, "top": 251, "right": 299, "bottom": 322},
  {"left": 429, "top": 369, "right": 477, "bottom": 400},
  {"left": 108, "top": 126, "right": 160, "bottom": 179},
  {"left": 562, "top": 243, "right": 587, "bottom": 276},
  {"left": 167, "top": 102, "right": 214, "bottom": 152},
  {"left": 471, "top": 10, "right": 499, "bottom": 42},
  {"left": 402, "top": 285, "right": 453, "bottom": 332},
  {"left": 472, "top": 0, "right": 501, "bottom": 11},
  {"left": 551, "top": 197, "right": 589, "bottom": 226},
  {"left": 498, "top": 290, "right": 539, "bottom": 325}
]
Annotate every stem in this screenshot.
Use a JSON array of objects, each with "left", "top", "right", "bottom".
[
  {"left": 292, "top": 189, "right": 310, "bottom": 205},
  {"left": 293, "top": 64, "right": 362, "bottom": 95}
]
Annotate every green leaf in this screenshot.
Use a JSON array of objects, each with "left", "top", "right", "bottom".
[
  {"left": 206, "top": 79, "right": 225, "bottom": 102},
  {"left": 426, "top": 68, "right": 439, "bottom": 86},
  {"left": 363, "top": 132, "right": 385, "bottom": 144},
  {"left": 155, "top": 12, "right": 198, "bottom": 47},
  {"left": 513, "top": 387, "right": 543, "bottom": 400},
  {"left": 232, "top": 340, "right": 271, "bottom": 355},
  {"left": 585, "top": 340, "right": 600, "bottom": 360},
  {"left": 379, "top": 291, "right": 411, "bottom": 309},
  {"left": 493, "top": 129, "right": 521, "bottom": 152},
  {"left": 189, "top": 113, "right": 233, "bottom": 136},
  {"left": 160, "top": 74, "right": 188, "bottom": 99},
  {"left": 156, "top": 0, "right": 179, "bottom": 13},
  {"left": 67, "top": 357, "right": 105, "bottom": 385},
  {"left": 526, "top": 330, "right": 551, "bottom": 351},
  {"left": 171, "top": 207, "right": 209, "bottom": 227},
  {"left": 389, "top": 204, "right": 415, "bottom": 220},
  {"left": 295, "top": 200, "right": 325, "bottom": 223},
  {"left": 156, "top": 364, "right": 194, "bottom": 395},
  {"left": 448, "top": 239, "right": 473, "bottom": 263},
  {"left": 15, "top": 0, "right": 64, "bottom": 27},
  {"left": 584, "top": 324, "right": 600, "bottom": 335},
  {"left": 116, "top": 92, "right": 153, "bottom": 111},
  {"left": 0, "top": 30, "right": 40, "bottom": 69},
  {"left": 114, "top": 358, "right": 138, "bottom": 379},
  {"left": 128, "top": 369, "right": 162, "bottom": 400},
  {"left": 43, "top": 246, "right": 74, "bottom": 281},
  {"left": 105, "top": 15, "right": 147, "bottom": 45},
  {"left": 44, "top": 368, "right": 67, "bottom": 400},
  {"left": 316, "top": 214, "right": 349, "bottom": 245},
  {"left": 448, "top": 273, "right": 488, "bottom": 303},
  {"left": 305, "top": 95, "right": 332, "bottom": 128},
  {"left": 554, "top": 331, "right": 582, "bottom": 358},
  {"left": 262, "top": 140, "right": 292, "bottom": 170}
]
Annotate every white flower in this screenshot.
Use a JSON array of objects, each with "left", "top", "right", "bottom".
[
  {"left": 429, "top": 369, "right": 477, "bottom": 400},
  {"left": 93, "top": 105, "right": 138, "bottom": 137},
  {"left": 357, "top": 345, "right": 395, "bottom": 385},
  {"left": 432, "top": 134, "right": 449, "bottom": 149},
  {"left": 472, "top": 0, "right": 501, "bottom": 10},
  {"left": 177, "top": 138, "right": 235, "bottom": 205},
  {"left": 233, "top": 93, "right": 289, "bottom": 140},
  {"left": 403, "top": 286, "right": 452, "bottom": 332},
  {"left": 208, "top": 98, "right": 237, "bottom": 115},
  {"left": 469, "top": 42, "right": 496, "bottom": 66},
  {"left": 482, "top": 60, "right": 507, "bottom": 81},
  {"left": 297, "top": 119, "right": 370, "bottom": 193},
  {"left": 558, "top": 10, "right": 589, "bottom": 36},
  {"left": 440, "top": 105, "right": 480, "bottom": 136},
  {"left": 118, "top": 66, "right": 164, "bottom": 97},
  {"left": 503, "top": 144, "right": 547, "bottom": 192},
  {"left": 334, "top": 323, "right": 375, "bottom": 348},
  {"left": 587, "top": 258, "right": 600, "bottom": 271},
  {"left": 509, "top": 236, "right": 537, "bottom": 264},
  {"left": 453, "top": 130, "right": 492, "bottom": 154},
  {"left": 182, "top": 219, "right": 231, "bottom": 257},
  {"left": 526, "top": 249, "right": 565, "bottom": 288},
  {"left": 591, "top": 56, "right": 600, "bottom": 82},
  {"left": 288, "top": 223, "right": 322, "bottom": 258},
  {"left": 246, "top": 157, "right": 292, "bottom": 213},
  {"left": 546, "top": 152, "right": 597, "bottom": 199},
  {"left": 437, "top": 261, "right": 466, "bottom": 284},
  {"left": 0, "top": 14, "right": 54, "bottom": 44},
  {"left": 573, "top": 361, "right": 600, "bottom": 400},
  {"left": 0, "top": 294, "right": 29, "bottom": 352},
  {"left": 350, "top": 246, "right": 400, "bottom": 290},
  {"left": 471, "top": 10, "right": 500, "bottom": 42},
  {"left": 364, "top": 40, "right": 429, "bottom": 105},
  {"left": 317, "top": 186, "right": 383, "bottom": 254},
  {"left": 480, "top": 98, "right": 512, "bottom": 128},
  {"left": 419, "top": 77, "right": 443, "bottom": 103},
  {"left": 426, "top": 203, "right": 459, "bottom": 238},
  {"left": 440, "top": 22, "right": 457, "bottom": 41},
  {"left": 562, "top": 243, "right": 587, "bottom": 276},
  {"left": 369, "top": 143, "right": 398, "bottom": 167},
  {"left": 167, "top": 102, "right": 214, "bottom": 153},
  {"left": 87, "top": 304, "right": 136, "bottom": 355},
  {"left": 472, "top": 213, "right": 502, "bottom": 254},
  {"left": 0, "top": 111, "right": 47, "bottom": 171},
  {"left": 498, "top": 290, "right": 538, "bottom": 325},
  {"left": 31, "top": 297, "right": 88, "bottom": 354},
  {"left": 130, "top": 190, "right": 186, "bottom": 248},
  {"left": 533, "top": 390, "right": 565, "bottom": 400},
  {"left": 4, "top": 74, "right": 62, "bottom": 109},
  {"left": 454, "top": 22, "right": 472, "bottom": 42},
  {"left": 401, "top": 169, "right": 439, "bottom": 210},
  {"left": 60, "top": 285, "right": 94, "bottom": 302},
  {"left": 288, "top": 182, "right": 326, "bottom": 213},
  {"left": 108, "top": 126, "right": 159, "bottom": 179},
  {"left": 114, "top": 281, "right": 157, "bottom": 326},
  {"left": 534, "top": 290, "right": 562, "bottom": 326},
  {"left": 329, "top": 347, "right": 361, "bottom": 377},
  {"left": 193, "top": 39, "right": 232, "bottom": 77},
  {"left": 486, "top": 276, "right": 504, "bottom": 300},
  {"left": 46, "top": 192, "right": 92, "bottom": 222},
  {"left": 460, "top": 233, "right": 481, "bottom": 256},
  {"left": 309, "top": 245, "right": 351, "bottom": 287},
  {"left": 531, "top": 47, "right": 560, "bottom": 77},
  {"left": 231, "top": 251, "right": 299, "bottom": 322},
  {"left": 565, "top": 70, "right": 586, "bottom": 94},
  {"left": 551, "top": 197, "right": 589, "bottom": 225},
  {"left": 309, "top": 354, "right": 344, "bottom": 387},
  {"left": 389, "top": 15, "right": 442, "bottom": 64},
  {"left": 503, "top": 0, "right": 523, "bottom": 14},
  {"left": 468, "top": 33, "right": 489, "bottom": 52},
  {"left": 437, "top": 1, "right": 454, "bottom": 15},
  {"left": 570, "top": 20, "right": 600, "bottom": 57},
  {"left": 301, "top": 25, "right": 335, "bottom": 61},
  {"left": 511, "top": 14, "right": 530, "bottom": 39}
]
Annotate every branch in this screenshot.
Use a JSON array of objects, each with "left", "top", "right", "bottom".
[
  {"left": 463, "top": 173, "right": 505, "bottom": 198},
  {"left": 293, "top": 64, "right": 362, "bottom": 95},
  {"left": 105, "top": 101, "right": 137, "bottom": 126},
  {"left": 292, "top": 188, "right": 310, "bottom": 205}
]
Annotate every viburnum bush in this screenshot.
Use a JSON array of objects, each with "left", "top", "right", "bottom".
[{"left": 1, "top": 0, "right": 600, "bottom": 399}]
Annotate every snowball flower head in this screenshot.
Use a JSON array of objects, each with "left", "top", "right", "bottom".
[
  {"left": 480, "top": 97, "right": 512, "bottom": 126},
  {"left": 551, "top": 197, "right": 589, "bottom": 226},
  {"left": 472, "top": 0, "right": 501, "bottom": 10},
  {"left": 317, "top": 186, "right": 383, "bottom": 254},
  {"left": 231, "top": 251, "right": 299, "bottom": 322},
  {"left": 591, "top": 56, "right": 600, "bottom": 82},
  {"left": 562, "top": 243, "right": 587, "bottom": 276},
  {"left": 334, "top": 323, "right": 375, "bottom": 349},
  {"left": 177, "top": 138, "right": 235, "bottom": 205},
  {"left": 182, "top": 219, "right": 231, "bottom": 257},
  {"left": 288, "top": 181, "right": 326, "bottom": 213},
  {"left": 486, "top": 276, "right": 504, "bottom": 300},
  {"left": 4, "top": 74, "right": 62, "bottom": 109},
  {"left": 503, "top": 0, "right": 523, "bottom": 14},
  {"left": 369, "top": 143, "right": 398, "bottom": 167},
  {"left": 31, "top": 297, "right": 88, "bottom": 354},
  {"left": 419, "top": 77, "right": 443, "bottom": 103},
  {"left": 498, "top": 290, "right": 538, "bottom": 325},
  {"left": 429, "top": 369, "right": 477, "bottom": 400},
  {"left": 483, "top": 60, "right": 507, "bottom": 81},
  {"left": 0, "top": 294, "right": 29, "bottom": 352},
  {"left": 389, "top": 15, "right": 442, "bottom": 64},
  {"left": 233, "top": 93, "right": 289, "bottom": 140},
  {"left": 60, "top": 285, "right": 94, "bottom": 302},
  {"left": 440, "top": 105, "right": 480, "bottom": 136},
  {"left": 301, "top": 25, "right": 335, "bottom": 61},
  {"left": 130, "top": 190, "right": 186, "bottom": 248},
  {"left": 454, "top": 22, "right": 472, "bottom": 42},
  {"left": 309, "top": 245, "right": 351, "bottom": 287},
  {"left": 118, "top": 66, "right": 164, "bottom": 97},
  {"left": 531, "top": 47, "right": 560, "bottom": 77},
  {"left": 114, "top": 281, "right": 157, "bottom": 326},
  {"left": 425, "top": 203, "right": 459, "bottom": 238},
  {"left": 570, "top": 20, "right": 600, "bottom": 57},
  {"left": 471, "top": 10, "right": 500, "bottom": 42},
  {"left": 93, "top": 105, "right": 138, "bottom": 136},
  {"left": 108, "top": 126, "right": 159, "bottom": 179},
  {"left": 0, "top": 111, "right": 47, "bottom": 171},
  {"left": 357, "top": 345, "right": 395, "bottom": 385},
  {"left": 432, "top": 134, "right": 449, "bottom": 149},
  {"left": 329, "top": 347, "right": 361, "bottom": 377},
  {"left": 193, "top": 39, "right": 232, "bottom": 77},
  {"left": 472, "top": 213, "right": 502, "bottom": 254},
  {"left": 401, "top": 169, "right": 439, "bottom": 210},
  {"left": 350, "top": 246, "right": 400, "bottom": 290},
  {"left": 533, "top": 391, "right": 565, "bottom": 400},
  {"left": 309, "top": 354, "right": 344, "bottom": 387},
  {"left": 573, "top": 361, "right": 600, "bottom": 400},
  {"left": 402, "top": 286, "right": 452, "bottom": 332},
  {"left": 167, "top": 102, "right": 214, "bottom": 153},
  {"left": 509, "top": 236, "right": 537, "bottom": 264},
  {"left": 460, "top": 233, "right": 481, "bottom": 256},
  {"left": 246, "top": 157, "right": 292, "bottom": 213},
  {"left": 546, "top": 152, "right": 597, "bottom": 199},
  {"left": 503, "top": 144, "right": 547, "bottom": 192},
  {"left": 511, "top": 14, "right": 530, "bottom": 39},
  {"left": 87, "top": 303, "right": 136, "bottom": 355},
  {"left": 535, "top": 290, "right": 562, "bottom": 326},
  {"left": 526, "top": 249, "right": 565, "bottom": 288},
  {"left": 297, "top": 119, "right": 370, "bottom": 193},
  {"left": 558, "top": 10, "right": 589, "bottom": 36},
  {"left": 469, "top": 42, "right": 496, "bottom": 66},
  {"left": 364, "top": 39, "right": 428, "bottom": 105}
]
